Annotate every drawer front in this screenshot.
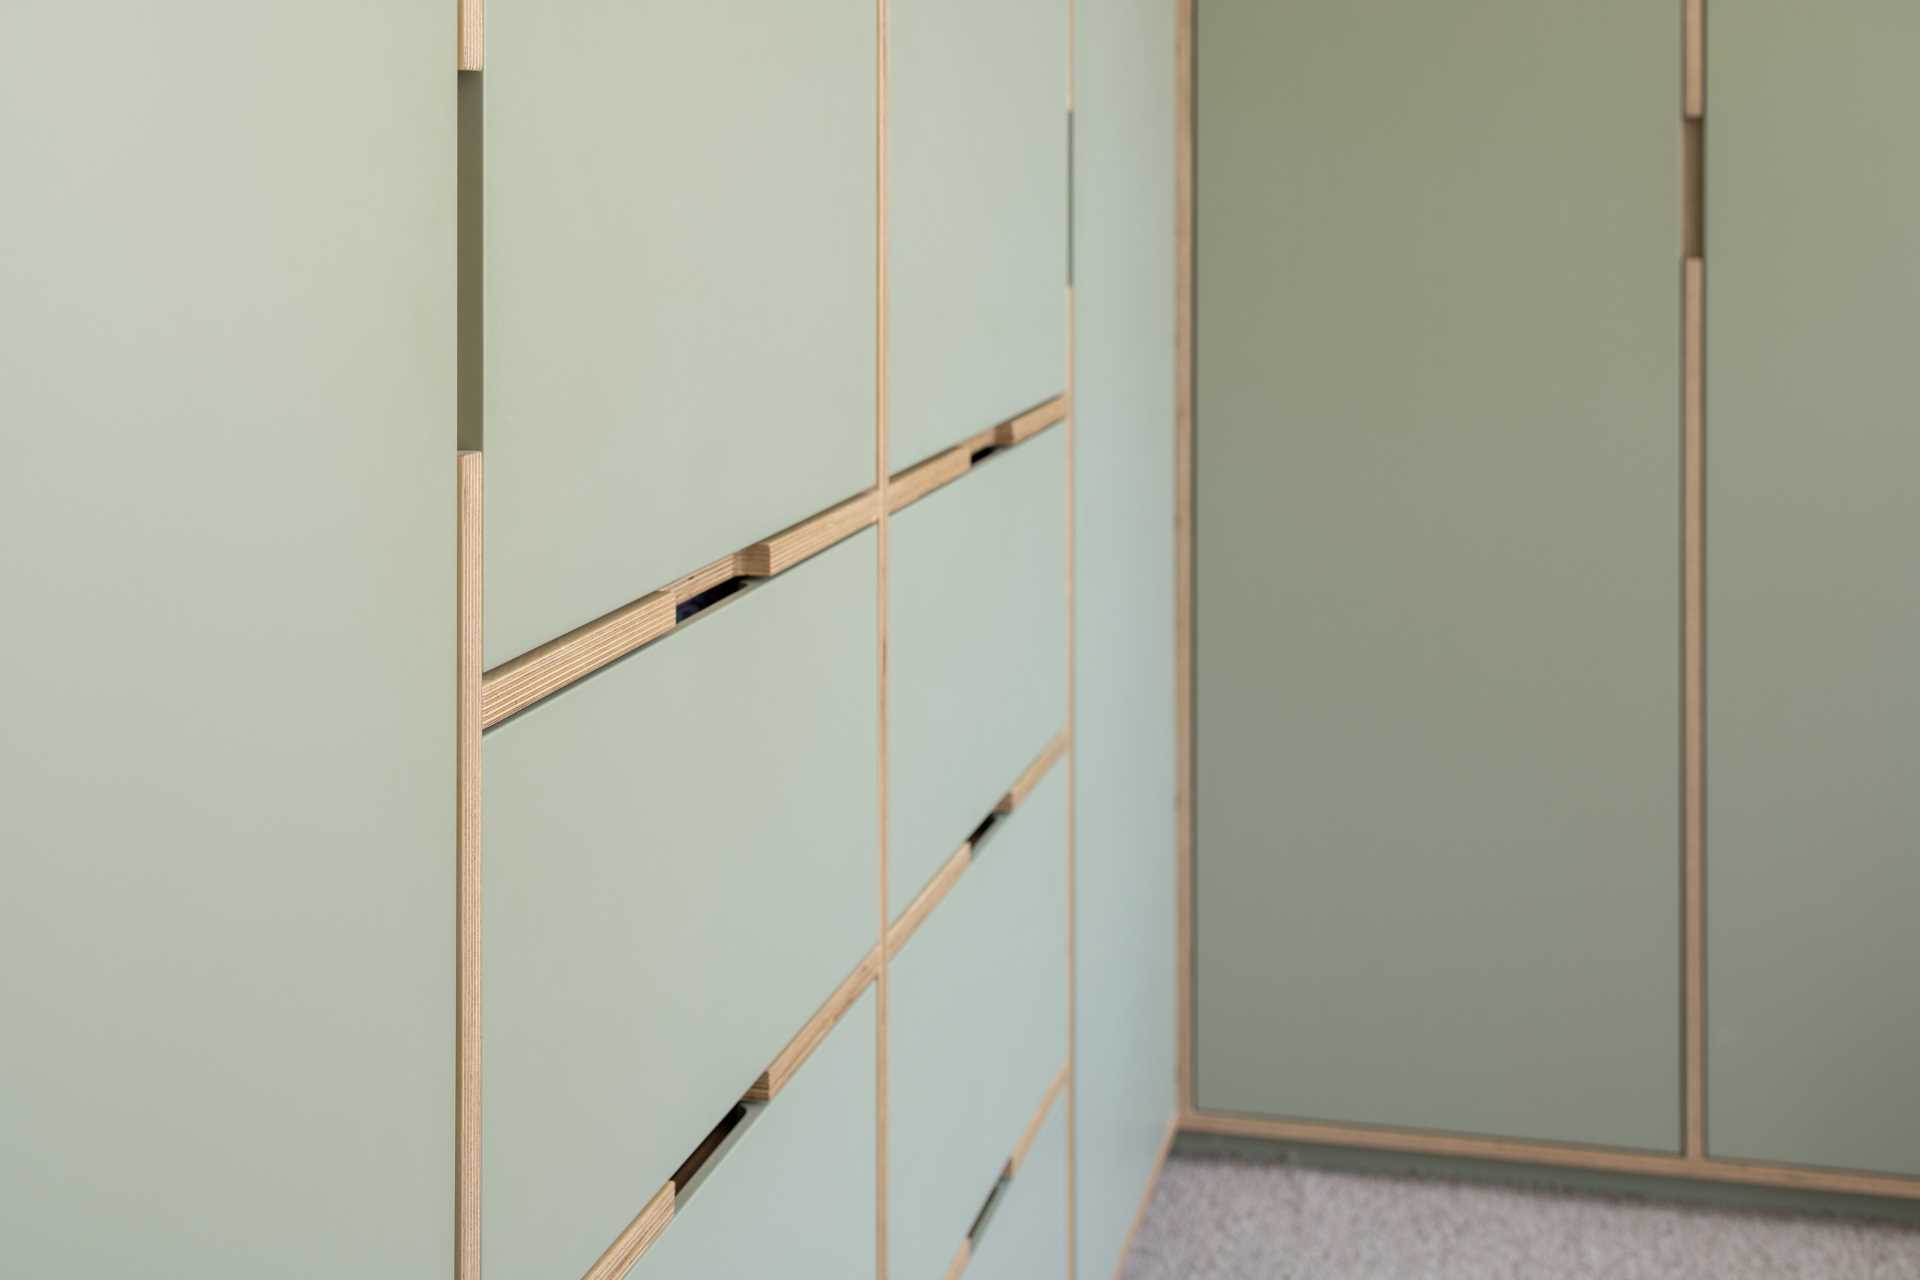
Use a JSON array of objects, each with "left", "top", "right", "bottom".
[
  {"left": 632, "top": 990, "right": 877, "bottom": 1279},
  {"left": 887, "top": 0, "right": 1068, "bottom": 468},
  {"left": 888, "top": 429, "right": 1068, "bottom": 918},
  {"left": 482, "top": 0, "right": 876, "bottom": 667},
  {"left": 889, "top": 766, "right": 1070, "bottom": 1280},
  {"left": 968, "top": 1100, "right": 1069, "bottom": 1280},
  {"left": 483, "top": 532, "right": 879, "bottom": 1279}
]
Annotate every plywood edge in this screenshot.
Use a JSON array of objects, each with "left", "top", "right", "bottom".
[
  {"left": 1682, "top": 255, "right": 1706, "bottom": 1159},
  {"left": 889, "top": 446, "right": 973, "bottom": 512},
  {"left": 480, "top": 590, "right": 677, "bottom": 728},
  {"left": 458, "top": 0, "right": 483, "bottom": 70},
  {"left": 1107, "top": 1117, "right": 1179, "bottom": 1280},
  {"left": 739, "top": 489, "right": 879, "bottom": 577},
  {"left": 886, "top": 842, "right": 974, "bottom": 957},
  {"left": 995, "top": 731, "right": 1071, "bottom": 814},
  {"left": 1179, "top": 1111, "right": 1920, "bottom": 1202},
  {"left": 668, "top": 553, "right": 746, "bottom": 606},
  {"left": 993, "top": 394, "right": 1072, "bottom": 448},
  {"left": 1683, "top": 0, "right": 1704, "bottom": 119},
  {"left": 1173, "top": 0, "right": 1197, "bottom": 1119},
  {"left": 1007, "top": 1065, "right": 1071, "bottom": 1179},
  {"left": 746, "top": 946, "right": 882, "bottom": 1103},
  {"left": 943, "top": 1237, "right": 972, "bottom": 1280},
  {"left": 456, "top": 452, "right": 483, "bottom": 1280},
  {"left": 582, "top": 1181, "right": 676, "bottom": 1280}
]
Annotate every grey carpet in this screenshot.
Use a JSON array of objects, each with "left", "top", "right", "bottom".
[{"left": 1119, "top": 1154, "right": 1920, "bottom": 1279}]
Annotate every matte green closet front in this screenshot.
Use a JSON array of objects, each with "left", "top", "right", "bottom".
[
  {"left": 1194, "top": 0, "right": 1681, "bottom": 1150},
  {"left": 1706, "top": 1, "right": 1920, "bottom": 1179}
]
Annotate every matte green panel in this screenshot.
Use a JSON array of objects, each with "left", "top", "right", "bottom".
[
  {"left": 890, "top": 768, "right": 1070, "bottom": 1280},
  {"left": 484, "top": 533, "right": 878, "bottom": 1278},
  {"left": 888, "top": 0, "right": 1069, "bottom": 468},
  {"left": 483, "top": 0, "right": 875, "bottom": 666},
  {"left": 889, "top": 431, "right": 1069, "bottom": 918},
  {"left": 0, "top": 2, "right": 453, "bottom": 1273},
  {"left": 1070, "top": 0, "right": 1180, "bottom": 1273},
  {"left": 1706, "top": 2, "right": 1920, "bottom": 1179},
  {"left": 1194, "top": 0, "right": 1681, "bottom": 1150},
  {"left": 631, "top": 991, "right": 877, "bottom": 1279},
  {"left": 969, "top": 1101, "right": 1070, "bottom": 1280}
]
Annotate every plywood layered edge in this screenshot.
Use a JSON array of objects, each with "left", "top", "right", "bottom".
[
  {"left": 580, "top": 1182, "right": 675, "bottom": 1280},
  {"left": 995, "top": 732, "right": 1071, "bottom": 815},
  {"left": 1179, "top": 1110, "right": 1920, "bottom": 1202},
  {"left": 886, "top": 842, "right": 974, "bottom": 958},
  {"left": 747, "top": 946, "right": 882, "bottom": 1103},
  {"left": 741, "top": 490, "right": 882, "bottom": 577},
  {"left": 1172, "top": 0, "right": 1196, "bottom": 1119},
  {"left": 456, "top": 453, "right": 484, "bottom": 1280},
  {"left": 1007, "top": 1066, "right": 1070, "bottom": 1179},
  {"left": 458, "top": 0, "right": 483, "bottom": 71},
  {"left": 888, "top": 394, "right": 1072, "bottom": 513}
]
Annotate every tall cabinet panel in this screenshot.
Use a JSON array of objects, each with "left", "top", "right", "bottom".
[
  {"left": 1706, "top": 2, "right": 1920, "bottom": 1179},
  {"left": 482, "top": 0, "right": 875, "bottom": 667},
  {"left": 0, "top": 2, "right": 454, "bottom": 1273},
  {"left": 1193, "top": 0, "right": 1681, "bottom": 1149},
  {"left": 1072, "top": 0, "right": 1180, "bottom": 1274},
  {"left": 888, "top": 0, "right": 1069, "bottom": 468}
]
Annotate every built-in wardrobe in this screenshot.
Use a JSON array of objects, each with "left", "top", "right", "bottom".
[
  {"left": 0, "top": 1, "right": 1178, "bottom": 1275},
  {"left": 1188, "top": 0, "right": 1920, "bottom": 1204}
]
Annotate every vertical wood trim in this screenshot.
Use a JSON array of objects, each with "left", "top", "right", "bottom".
[
  {"left": 1173, "top": 0, "right": 1196, "bottom": 1118},
  {"left": 458, "top": 0, "right": 483, "bottom": 71},
  {"left": 1683, "top": 255, "right": 1706, "bottom": 1160},
  {"left": 456, "top": 451, "right": 483, "bottom": 1280},
  {"left": 874, "top": 0, "right": 893, "bottom": 1271},
  {"left": 1683, "top": 0, "right": 1704, "bottom": 120},
  {"left": 1063, "top": 4, "right": 1079, "bottom": 1271}
]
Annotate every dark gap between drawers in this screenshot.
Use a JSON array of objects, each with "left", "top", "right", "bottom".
[{"left": 671, "top": 1101, "right": 762, "bottom": 1207}]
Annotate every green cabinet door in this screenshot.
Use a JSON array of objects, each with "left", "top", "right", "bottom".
[
  {"left": 483, "top": 533, "right": 879, "bottom": 1278},
  {"left": 482, "top": 0, "right": 876, "bottom": 667},
  {"left": 1706, "top": 2, "right": 1920, "bottom": 1179},
  {"left": 1071, "top": 0, "right": 1181, "bottom": 1273},
  {"left": 1194, "top": 0, "right": 1681, "bottom": 1150},
  {"left": 888, "top": 0, "right": 1069, "bottom": 469},
  {"left": 0, "top": 2, "right": 453, "bottom": 1273}
]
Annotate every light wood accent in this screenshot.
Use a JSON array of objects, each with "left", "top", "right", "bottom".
[
  {"left": 875, "top": 0, "right": 892, "bottom": 1271},
  {"left": 747, "top": 946, "right": 881, "bottom": 1103},
  {"left": 943, "top": 1238, "right": 972, "bottom": 1280},
  {"left": 739, "top": 489, "right": 880, "bottom": 577},
  {"left": 1173, "top": 0, "right": 1196, "bottom": 1116},
  {"left": 480, "top": 486, "right": 882, "bottom": 729},
  {"left": 886, "top": 841, "right": 974, "bottom": 957},
  {"left": 581, "top": 1181, "right": 675, "bottom": 1280},
  {"left": 994, "top": 395, "right": 1071, "bottom": 448},
  {"left": 1181, "top": 1109, "right": 1920, "bottom": 1202},
  {"left": 996, "top": 732, "right": 1070, "bottom": 814},
  {"left": 1684, "top": 0, "right": 1704, "bottom": 120},
  {"left": 889, "top": 445, "right": 972, "bottom": 512},
  {"left": 1107, "top": 1118, "right": 1177, "bottom": 1280},
  {"left": 1008, "top": 1065, "right": 1071, "bottom": 1178},
  {"left": 480, "top": 590, "right": 676, "bottom": 728},
  {"left": 1683, "top": 255, "right": 1706, "bottom": 1159},
  {"left": 459, "top": 0, "right": 482, "bottom": 71},
  {"left": 457, "top": 453, "right": 484, "bottom": 1280}
]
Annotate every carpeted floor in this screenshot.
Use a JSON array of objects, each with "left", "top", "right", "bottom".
[{"left": 1119, "top": 1154, "right": 1920, "bottom": 1279}]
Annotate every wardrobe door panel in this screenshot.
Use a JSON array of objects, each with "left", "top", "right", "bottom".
[
  {"left": 888, "top": 0, "right": 1068, "bottom": 468},
  {"left": 888, "top": 430, "right": 1068, "bottom": 918},
  {"left": 1194, "top": 0, "right": 1681, "bottom": 1150},
  {"left": 1706, "top": 1, "right": 1920, "bottom": 1179},
  {"left": 967, "top": 1102, "right": 1070, "bottom": 1280},
  {"left": 888, "top": 767, "right": 1069, "bottom": 1280},
  {"left": 0, "top": 2, "right": 453, "bottom": 1273},
  {"left": 482, "top": 532, "right": 878, "bottom": 1278},
  {"left": 482, "top": 0, "right": 876, "bottom": 667},
  {"left": 629, "top": 991, "right": 877, "bottom": 1280}
]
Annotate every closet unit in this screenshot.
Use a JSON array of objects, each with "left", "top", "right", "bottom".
[{"left": 1182, "top": 0, "right": 1920, "bottom": 1207}]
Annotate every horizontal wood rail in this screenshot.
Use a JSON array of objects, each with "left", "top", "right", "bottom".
[
  {"left": 888, "top": 394, "right": 1071, "bottom": 513},
  {"left": 481, "top": 491, "right": 880, "bottom": 727},
  {"left": 1007, "top": 1066, "right": 1069, "bottom": 1178},
  {"left": 581, "top": 1182, "right": 673, "bottom": 1280},
  {"left": 1179, "top": 1110, "right": 1920, "bottom": 1202},
  {"left": 946, "top": 1064, "right": 1072, "bottom": 1279},
  {"left": 887, "top": 732, "right": 1071, "bottom": 956}
]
